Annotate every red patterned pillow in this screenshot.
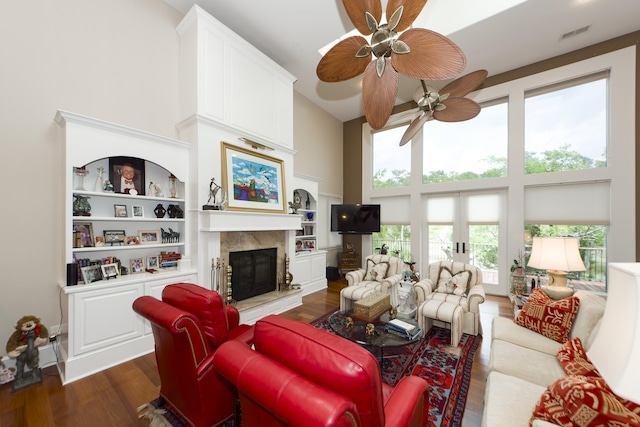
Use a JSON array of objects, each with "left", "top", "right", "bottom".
[
  {"left": 556, "top": 337, "right": 600, "bottom": 377},
  {"left": 531, "top": 375, "right": 640, "bottom": 427},
  {"left": 514, "top": 288, "right": 580, "bottom": 343}
]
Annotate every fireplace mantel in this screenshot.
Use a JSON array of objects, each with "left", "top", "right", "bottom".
[{"left": 199, "top": 210, "right": 302, "bottom": 232}]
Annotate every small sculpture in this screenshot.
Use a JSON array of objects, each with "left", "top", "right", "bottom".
[
  {"left": 203, "top": 177, "right": 227, "bottom": 210},
  {"left": 167, "top": 204, "right": 184, "bottom": 219},
  {"left": 94, "top": 166, "right": 105, "bottom": 192},
  {"left": 345, "top": 317, "right": 354, "bottom": 329},
  {"left": 154, "top": 203, "right": 166, "bottom": 218},
  {"left": 6, "top": 315, "right": 48, "bottom": 391},
  {"left": 365, "top": 323, "right": 375, "bottom": 336},
  {"left": 103, "top": 180, "right": 114, "bottom": 192},
  {"left": 148, "top": 182, "right": 164, "bottom": 198}
]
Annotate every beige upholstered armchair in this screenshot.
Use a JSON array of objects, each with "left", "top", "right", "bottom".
[
  {"left": 340, "top": 254, "right": 405, "bottom": 312},
  {"left": 414, "top": 261, "right": 485, "bottom": 335}
]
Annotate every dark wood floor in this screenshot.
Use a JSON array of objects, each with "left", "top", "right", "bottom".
[{"left": 0, "top": 282, "right": 514, "bottom": 426}]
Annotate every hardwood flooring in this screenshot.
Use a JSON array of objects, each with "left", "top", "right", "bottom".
[{"left": 0, "top": 283, "right": 513, "bottom": 427}]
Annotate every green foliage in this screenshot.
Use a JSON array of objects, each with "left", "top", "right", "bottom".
[
  {"left": 373, "top": 168, "right": 411, "bottom": 189},
  {"left": 524, "top": 144, "right": 599, "bottom": 174}
]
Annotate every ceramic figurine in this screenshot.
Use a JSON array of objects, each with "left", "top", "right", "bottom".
[{"left": 94, "top": 166, "right": 105, "bottom": 192}]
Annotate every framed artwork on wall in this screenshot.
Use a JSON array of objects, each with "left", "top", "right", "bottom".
[{"left": 221, "top": 142, "right": 286, "bottom": 213}]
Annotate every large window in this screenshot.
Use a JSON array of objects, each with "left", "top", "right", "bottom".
[
  {"left": 524, "top": 74, "right": 608, "bottom": 174},
  {"left": 372, "top": 125, "right": 410, "bottom": 189},
  {"left": 422, "top": 100, "right": 508, "bottom": 183},
  {"left": 372, "top": 225, "right": 412, "bottom": 261}
]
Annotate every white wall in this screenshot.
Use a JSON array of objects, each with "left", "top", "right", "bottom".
[{"left": 0, "top": 1, "right": 346, "bottom": 362}]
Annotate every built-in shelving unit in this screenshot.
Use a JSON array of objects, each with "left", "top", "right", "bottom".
[{"left": 55, "top": 110, "right": 197, "bottom": 385}]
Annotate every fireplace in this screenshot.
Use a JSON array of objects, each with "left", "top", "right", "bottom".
[{"left": 229, "top": 248, "right": 278, "bottom": 301}]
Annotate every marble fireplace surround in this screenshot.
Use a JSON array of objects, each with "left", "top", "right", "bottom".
[{"left": 200, "top": 210, "right": 302, "bottom": 312}]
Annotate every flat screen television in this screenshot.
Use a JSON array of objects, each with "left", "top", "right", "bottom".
[{"left": 330, "top": 204, "right": 381, "bottom": 234}]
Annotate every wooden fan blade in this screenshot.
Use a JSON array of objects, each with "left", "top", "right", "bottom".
[
  {"left": 440, "top": 69, "right": 488, "bottom": 98},
  {"left": 342, "top": 0, "right": 382, "bottom": 35},
  {"left": 386, "top": 0, "right": 428, "bottom": 33},
  {"left": 317, "top": 36, "right": 371, "bottom": 82},
  {"left": 399, "top": 111, "right": 430, "bottom": 146},
  {"left": 433, "top": 97, "right": 481, "bottom": 122},
  {"left": 392, "top": 29, "right": 466, "bottom": 81},
  {"left": 363, "top": 59, "right": 398, "bottom": 130}
]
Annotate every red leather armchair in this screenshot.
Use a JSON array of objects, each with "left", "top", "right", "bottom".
[
  {"left": 162, "top": 282, "right": 253, "bottom": 348},
  {"left": 214, "top": 314, "right": 428, "bottom": 427},
  {"left": 133, "top": 284, "right": 253, "bottom": 427}
]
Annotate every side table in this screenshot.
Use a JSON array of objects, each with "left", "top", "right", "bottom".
[{"left": 339, "top": 252, "right": 360, "bottom": 276}]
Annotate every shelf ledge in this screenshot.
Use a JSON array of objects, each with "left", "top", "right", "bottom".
[{"left": 199, "top": 210, "right": 302, "bottom": 232}]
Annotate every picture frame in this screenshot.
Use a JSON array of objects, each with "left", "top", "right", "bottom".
[
  {"left": 100, "top": 263, "right": 119, "bottom": 279},
  {"left": 138, "top": 230, "right": 160, "bottom": 245},
  {"left": 130, "top": 257, "right": 145, "bottom": 274},
  {"left": 109, "top": 156, "right": 145, "bottom": 195},
  {"left": 114, "top": 204, "right": 128, "bottom": 217},
  {"left": 147, "top": 255, "right": 159, "bottom": 269},
  {"left": 103, "top": 230, "right": 126, "bottom": 245},
  {"left": 132, "top": 205, "right": 144, "bottom": 217},
  {"left": 73, "top": 222, "right": 94, "bottom": 248},
  {"left": 80, "top": 265, "right": 102, "bottom": 284},
  {"left": 125, "top": 236, "right": 139, "bottom": 245},
  {"left": 221, "top": 142, "right": 286, "bottom": 213},
  {"left": 302, "top": 239, "right": 315, "bottom": 250},
  {"left": 95, "top": 236, "right": 105, "bottom": 247}
]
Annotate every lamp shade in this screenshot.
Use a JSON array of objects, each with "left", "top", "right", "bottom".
[
  {"left": 588, "top": 263, "right": 640, "bottom": 405},
  {"left": 527, "top": 237, "right": 586, "bottom": 272}
]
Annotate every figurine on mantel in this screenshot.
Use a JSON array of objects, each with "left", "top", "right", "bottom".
[{"left": 203, "top": 177, "right": 227, "bottom": 210}]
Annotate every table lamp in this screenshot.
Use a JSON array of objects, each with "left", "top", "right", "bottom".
[
  {"left": 588, "top": 263, "right": 640, "bottom": 405},
  {"left": 527, "top": 237, "right": 586, "bottom": 300}
]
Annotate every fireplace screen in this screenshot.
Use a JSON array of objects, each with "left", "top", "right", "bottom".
[{"left": 229, "top": 248, "right": 277, "bottom": 301}]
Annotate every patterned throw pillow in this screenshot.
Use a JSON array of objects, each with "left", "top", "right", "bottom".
[
  {"left": 556, "top": 337, "right": 600, "bottom": 377},
  {"left": 531, "top": 375, "right": 640, "bottom": 427},
  {"left": 514, "top": 288, "right": 580, "bottom": 343},
  {"left": 436, "top": 267, "right": 471, "bottom": 296},
  {"left": 364, "top": 259, "right": 389, "bottom": 282}
]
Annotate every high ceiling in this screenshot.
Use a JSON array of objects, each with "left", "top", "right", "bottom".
[{"left": 164, "top": 0, "right": 640, "bottom": 123}]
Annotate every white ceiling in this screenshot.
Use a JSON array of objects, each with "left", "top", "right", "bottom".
[{"left": 164, "top": 0, "right": 640, "bottom": 123}]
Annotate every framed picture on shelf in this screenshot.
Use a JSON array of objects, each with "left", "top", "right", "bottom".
[
  {"left": 109, "top": 156, "right": 145, "bottom": 195},
  {"left": 73, "top": 222, "right": 94, "bottom": 248},
  {"left": 147, "top": 255, "right": 159, "bottom": 269},
  {"left": 103, "top": 230, "right": 125, "bottom": 245},
  {"left": 132, "top": 205, "right": 144, "bottom": 217},
  {"left": 221, "top": 142, "right": 286, "bottom": 213},
  {"left": 100, "top": 263, "right": 119, "bottom": 279},
  {"left": 95, "top": 236, "right": 105, "bottom": 247},
  {"left": 302, "top": 239, "right": 315, "bottom": 250},
  {"left": 130, "top": 257, "right": 145, "bottom": 274},
  {"left": 125, "top": 236, "right": 139, "bottom": 245},
  {"left": 139, "top": 230, "right": 160, "bottom": 245},
  {"left": 114, "top": 204, "right": 128, "bottom": 217},
  {"left": 80, "top": 265, "right": 102, "bottom": 284}
]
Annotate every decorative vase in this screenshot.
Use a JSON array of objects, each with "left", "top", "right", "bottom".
[
  {"left": 94, "top": 166, "right": 105, "bottom": 192},
  {"left": 168, "top": 174, "right": 178, "bottom": 198}
]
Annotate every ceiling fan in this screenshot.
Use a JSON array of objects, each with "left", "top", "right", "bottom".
[
  {"left": 316, "top": 0, "right": 467, "bottom": 130},
  {"left": 398, "top": 69, "right": 488, "bottom": 146}
]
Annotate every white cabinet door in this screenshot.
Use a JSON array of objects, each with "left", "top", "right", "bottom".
[{"left": 73, "top": 283, "right": 144, "bottom": 356}]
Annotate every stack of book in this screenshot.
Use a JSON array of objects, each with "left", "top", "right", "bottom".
[
  {"left": 160, "top": 252, "right": 181, "bottom": 270},
  {"left": 385, "top": 318, "right": 421, "bottom": 340}
]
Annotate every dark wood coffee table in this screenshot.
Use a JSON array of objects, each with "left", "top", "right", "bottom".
[{"left": 328, "top": 310, "right": 422, "bottom": 364}]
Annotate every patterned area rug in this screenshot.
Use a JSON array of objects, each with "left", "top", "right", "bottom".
[{"left": 140, "top": 311, "right": 481, "bottom": 427}]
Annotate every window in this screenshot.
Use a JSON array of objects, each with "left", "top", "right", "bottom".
[
  {"left": 422, "top": 100, "right": 508, "bottom": 183},
  {"left": 524, "top": 73, "right": 608, "bottom": 174},
  {"left": 372, "top": 225, "right": 411, "bottom": 261},
  {"left": 372, "top": 125, "right": 411, "bottom": 189}
]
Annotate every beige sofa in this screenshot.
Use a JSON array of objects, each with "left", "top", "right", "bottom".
[{"left": 482, "top": 290, "right": 607, "bottom": 427}]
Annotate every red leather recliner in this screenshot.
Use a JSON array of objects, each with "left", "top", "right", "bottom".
[
  {"left": 133, "top": 283, "right": 253, "bottom": 427},
  {"left": 214, "top": 314, "right": 428, "bottom": 427},
  {"left": 162, "top": 282, "right": 253, "bottom": 348}
]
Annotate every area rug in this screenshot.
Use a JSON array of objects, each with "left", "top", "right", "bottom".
[{"left": 141, "top": 311, "right": 481, "bottom": 427}]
